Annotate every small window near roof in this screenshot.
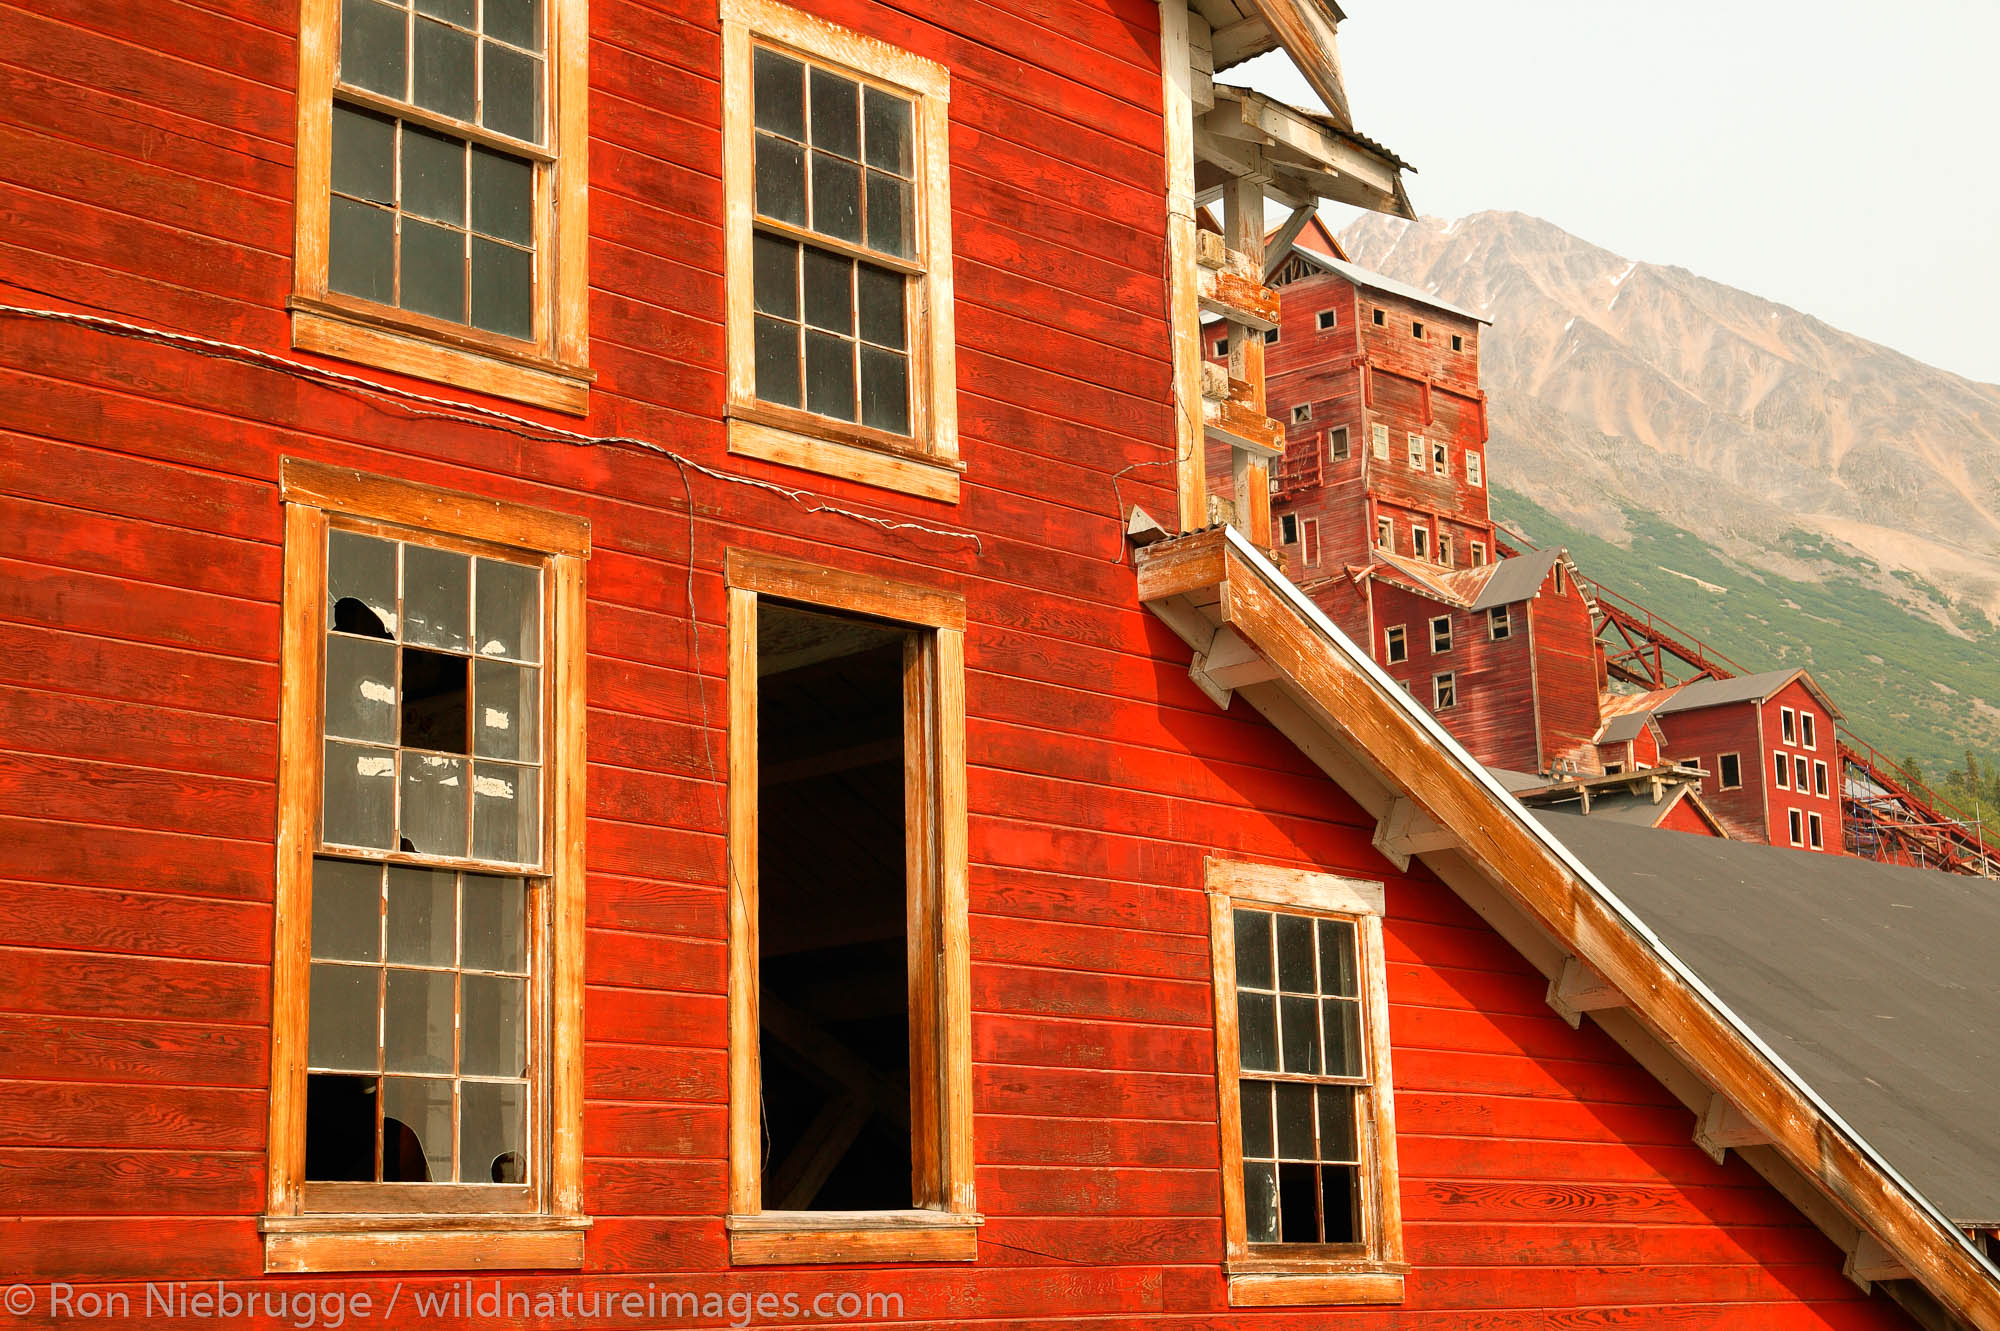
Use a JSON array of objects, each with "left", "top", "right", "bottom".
[
  {"left": 1328, "top": 427, "right": 1350, "bottom": 462},
  {"left": 1410, "top": 321, "right": 1423, "bottom": 339},
  {"left": 1487, "top": 606, "right": 1510, "bottom": 640},
  {"left": 1469, "top": 541, "right": 1487, "bottom": 567},
  {"left": 1317, "top": 310, "right": 1337, "bottom": 330},
  {"left": 1718, "top": 752, "right": 1742, "bottom": 790},
  {"left": 1292, "top": 403, "right": 1312, "bottom": 425},
  {"left": 1781, "top": 707, "right": 1796, "bottom": 745},
  {"left": 1432, "top": 672, "right": 1456, "bottom": 709},
  {"left": 1280, "top": 512, "right": 1299, "bottom": 545},
  {"left": 1801, "top": 712, "right": 1817, "bottom": 749},
  {"left": 1264, "top": 327, "right": 1279, "bottom": 345},
  {"left": 1450, "top": 333, "right": 1463, "bottom": 352},
  {"left": 1384, "top": 625, "right": 1407, "bottom": 664},
  {"left": 1371, "top": 308, "right": 1385, "bottom": 327}
]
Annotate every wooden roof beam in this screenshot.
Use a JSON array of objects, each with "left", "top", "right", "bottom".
[
  {"left": 1546, "top": 956, "right": 1624, "bottom": 1029},
  {"left": 1372, "top": 798, "right": 1457, "bottom": 872}
]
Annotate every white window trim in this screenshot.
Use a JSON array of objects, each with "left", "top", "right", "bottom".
[
  {"left": 1411, "top": 527, "right": 1429, "bottom": 559},
  {"left": 1774, "top": 751, "right": 1790, "bottom": 790},
  {"left": 1292, "top": 403, "right": 1312, "bottom": 424},
  {"left": 1370, "top": 424, "right": 1390, "bottom": 461},
  {"left": 1718, "top": 752, "right": 1743, "bottom": 791},
  {"left": 1384, "top": 625, "right": 1407, "bottom": 664},
  {"left": 1328, "top": 426, "right": 1350, "bottom": 462},
  {"left": 1375, "top": 516, "right": 1393, "bottom": 550},
  {"left": 1406, "top": 434, "right": 1424, "bottom": 471},
  {"left": 1808, "top": 812, "right": 1825, "bottom": 849},
  {"left": 1780, "top": 706, "right": 1797, "bottom": 745},
  {"left": 1429, "top": 615, "right": 1451, "bottom": 654},
  {"left": 1487, "top": 606, "right": 1510, "bottom": 641},
  {"left": 1789, "top": 809, "right": 1805, "bottom": 846},
  {"left": 721, "top": 0, "right": 959, "bottom": 500},
  {"left": 1317, "top": 309, "right": 1337, "bottom": 330},
  {"left": 1802, "top": 712, "right": 1818, "bottom": 749},
  {"left": 1432, "top": 671, "right": 1456, "bottom": 709},
  {"left": 1814, "top": 760, "right": 1829, "bottom": 798},
  {"left": 1466, "top": 453, "right": 1483, "bottom": 488}
]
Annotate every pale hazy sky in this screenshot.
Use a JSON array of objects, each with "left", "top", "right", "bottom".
[{"left": 1239, "top": 1, "right": 2000, "bottom": 384}]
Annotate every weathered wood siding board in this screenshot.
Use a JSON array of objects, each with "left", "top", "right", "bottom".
[{"left": 0, "top": 0, "right": 1920, "bottom": 1324}]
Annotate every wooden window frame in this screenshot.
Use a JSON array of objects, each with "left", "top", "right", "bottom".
[
  {"left": 1809, "top": 812, "right": 1825, "bottom": 849},
  {"left": 1374, "top": 515, "right": 1392, "bottom": 550},
  {"left": 1383, "top": 624, "right": 1407, "bottom": 664},
  {"left": 1317, "top": 309, "right": 1337, "bottom": 331},
  {"left": 1280, "top": 512, "right": 1300, "bottom": 546},
  {"left": 1328, "top": 426, "right": 1350, "bottom": 462},
  {"left": 1405, "top": 433, "right": 1424, "bottom": 471},
  {"left": 1781, "top": 707, "right": 1797, "bottom": 745},
  {"left": 721, "top": 0, "right": 959, "bottom": 502},
  {"left": 264, "top": 459, "right": 590, "bottom": 1273},
  {"left": 1371, "top": 308, "right": 1385, "bottom": 327},
  {"left": 291, "top": 0, "right": 592, "bottom": 414},
  {"left": 1789, "top": 809, "right": 1805, "bottom": 846},
  {"left": 1486, "top": 606, "right": 1510, "bottom": 641},
  {"left": 1466, "top": 451, "right": 1483, "bottom": 488},
  {"left": 1292, "top": 403, "right": 1312, "bottom": 424},
  {"left": 1302, "top": 517, "right": 1321, "bottom": 569},
  {"left": 1450, "top": 333, "right": 1463, "bottom": 352},
  {"left": 1814, "top": 760, "right": 1829, "bottom": 798},
  {"left": 722, "top": 548, "right": 975, "bottom": 1265},
  {"left": 1802, "top": 712, "right": 1818, "bottom": 750},
  {"left": 1411, "top": 526, "right": 1429, "bottom": 560},
  {"left": 1718, "top": 752, "right": 1743, "bottom": 791},
  {"left": 1437, "top": 533, "right": 1453, "bottom": 568},
  {"left": 1470, "top": 540, "right": 1487, "bottom": 567},
  {"left": 1264, "top": 327, "right": 1280, "bottom": 345},
  {"left": 1432, "top": 671, "right": 1456, "bottom": 710},
  {"left": 1430, "top": 439, "right": 1447, "bottom": 476},
  {"left": 1205, "top": 859, "right": 1405, "bottom": 1307},
  {"left": 1410, "top": 320, "right": 1423, "bottom": 339},
  {"left": 1370, "top": 424, "right": 1390, "bottom": 461},
  {"left": 1429, "top": 615, "right": 1452, "bottom": 654},
  {"left": 1774, "top": 751, "right": 1790, "bottom": 789}
]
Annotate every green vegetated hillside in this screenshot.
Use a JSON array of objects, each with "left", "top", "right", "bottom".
[{"left": 1494, "top": 486, "right": 2000, "bottom": 783}]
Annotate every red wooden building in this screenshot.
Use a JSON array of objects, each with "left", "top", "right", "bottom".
[
  {"left": 1600, "top": 669, "right": 1847, "bottom": 852},
  {"left": 0, "top": 0, "right": 1992, "bottom": 1326}
]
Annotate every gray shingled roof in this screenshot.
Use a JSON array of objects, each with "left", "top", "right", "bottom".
[
  {"left": 1470, "top": 549, "right": 1560, "bottom": 611},
  {"left": 1596, "top": 711, "right": 1655, "bottom": 745},
  {"left": 1289, "top": 249, "right": 1492, "bottom": 325},
  {"left": 1530, "top": 810, "right": 2000, "bottom": 1225},
  {"left": 1651, "top": 668, "right": 1811, "bottom": 715}
]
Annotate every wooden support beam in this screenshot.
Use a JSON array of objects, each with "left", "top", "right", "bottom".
[
  {"left": 1189, "top": 624, "right": 1274, "bottom": 707},
  {"left": 1198, "top": 265, "right": 1281, "bottom": 331},
  {"left": 1204, "top": 394, "right": 1284, "bottom": 456},
  {"left": 1695, "top": 1093, "right": 1771, "bottom": 1165},
  {"left": 1847, "top": 1233, "right": 1912, "bottom": 1291},
  {"left": 1371, "top": 798, "right": 1457, "bottom": 872},
  {"left": 1264, "top": 203, "right": 1317, "bottom": 281},
  {"left": 1159, "top": 0, "right": 1207, "bottom": 532},
  {"left": 1545, "top": 955, "right": 1624, "bottom": 1029}
]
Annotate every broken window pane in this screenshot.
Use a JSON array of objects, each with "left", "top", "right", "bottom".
[
  {"left": 1244, "top": 1161, "right": 1279, "bottom": 1243},
  {"left": 323, "top": 741, "right": 396, "bottom": 848},
  {"left": 473, "top": 660, "right": 538, "bottom": 761},
  {"left": 473, "top": 557, "right": 540, "bottom": 661},
  {"left": 461, "top": 1079, "right": 527, "bottom": 1183},
  {"left": 401, "top": 753, "right": 469, "bottom": 857},
  {"left": 472, "top": 761, "right": 537, "bottom": 863},
  {"left": 1278, "top": 1162, "right": 1318, "bottom": 1241},
  {"left": 324, "top": 634, "right": 397, "bottom": 745},
  {"left": 381, "top": 1075, "right": 453, "bottom": 1182},
  {"left": 462, "top": 875, "right": 527, "bottom": 973},
  {"left": 402, "top": 545, "right": 470, "bottom": 651},
  {"left": 308, "top": 963, "right": 380, "bottom": 1071},
  {"left": 328, "top": 530, "right": 398, "bottom": 639},
  {"left": 384, "top": 967, "right": 454, "bottom": 1073},
  {"left": 1322, "top": 1164, "right": 1360, "bottom": 1243},
  {"left": 401, "top": 647, "right": 470, "bottom": 753},
  {"left": 312, "top": 857, "right": 383, "bottom": 963},
  {"left": 462, "top": 973, "right": 526, "bottom": 1076},
  {"left": 386, "top": 865, "right": 457, "bottom": 966}
]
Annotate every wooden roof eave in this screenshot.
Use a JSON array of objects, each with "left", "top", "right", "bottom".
[
  {"left": 1135, "top": 524, "right": 2000, "bottom": 1329},
  {"left": 1230, "top": 0, "right": 1352, "bottom": 127},
  {"left": 1199, "top": 86, "right": 1412, "bottom": 219}
]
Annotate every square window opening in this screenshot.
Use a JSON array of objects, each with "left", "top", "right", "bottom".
[
  {"left": 1317, "top": 310, "right": 1336, "bottom": 330},
  {"left": 1719, "top": 753, "right": 1742, "bottom": 790}
]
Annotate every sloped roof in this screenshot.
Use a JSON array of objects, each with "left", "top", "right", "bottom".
[
  {"left": 1533, "top": 811, "right": 2000, "bottom": 1227},
  {"left": 1529, "top": 783, "right": 1722, "bottom": 834},
  {"left": 1470, "top": 548, "right": 1559, "bottom": 610},
  {"left": 1285, "top": 247, "right": 1491, "bottom": 324},
  {"left": 1650, "top": 667, "right": 1846, "bottom": 720},
  {"left": 1595, "top": 711, "right": 1657, "bottom": 746}
]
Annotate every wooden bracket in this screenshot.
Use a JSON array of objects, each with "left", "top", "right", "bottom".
[
  {"left": 1190, "top": 625, "right": 1275, "bottom": 708},
  {"left": 1204, "top": 396, "right": 1285, "bottom": 456},
  {"left": 1370, "top": 797, "right": 1457, "bottom": 872},
  {"left": 1198, "top": 265, "right": 1281, "bottom": 331},
  {"left": 1694, "top": 1093, "right": 1770, "bottom": 1166},
  {"left": 1545, "top": 956, "right": 1624, "bottom": 1029},
  {"left": 1844, "top": 1233, "right": 1910, "bottom": 1291},
  {"left": 1263, "top": 203, "right": 1317, "bottom": 282}
]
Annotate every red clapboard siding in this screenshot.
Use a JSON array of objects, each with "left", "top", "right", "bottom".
[{"left": 0, "top": 0, "right": 1917, "bottom": 1325}]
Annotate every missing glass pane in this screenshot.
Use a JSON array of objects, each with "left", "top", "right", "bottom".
[
  {"left": 401, "top": 647, "right": 469, "bottom": 753},
  {"left": 305, "top": 1074, "right": 376, "bottom": 1181}
]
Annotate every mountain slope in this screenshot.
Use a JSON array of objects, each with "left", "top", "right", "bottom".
[{"left": 1337, "top": 211, "right": 2000, "bottom": 774}]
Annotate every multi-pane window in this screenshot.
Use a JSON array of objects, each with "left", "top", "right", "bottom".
[
  {"left": 327, "top": 0, "right": 549, "bottom": 340},
  {"left": 749, "top": 47, "right": 916, "bottom": 434},
  {"left": 1406, "top": 434, "right": 1424, "bottom": 470},
  {"left": 268, "top": 461, "right": 588, "bottom": 1274},
  {"left": 1466, "top": 452, "right": 1483, "bottom": 487},
  {"left": 1430, "top": 439, "right": 1447, "bottom": 476},
  {"left": 1207, "top": 861, "right": 1404, "bottom": 1303},
  {"left": 1233, "top": 909, "right": 1369, "bottom": 1245},
  {"left": 1370, "top": 424, "right": 1390, "bottom": 460},
  {"left": 309, "top": 527, "right": 545, "bottom": 1194},
  {"left": 1375, "top": 516, "right": 1392, "bottom": 549}
]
